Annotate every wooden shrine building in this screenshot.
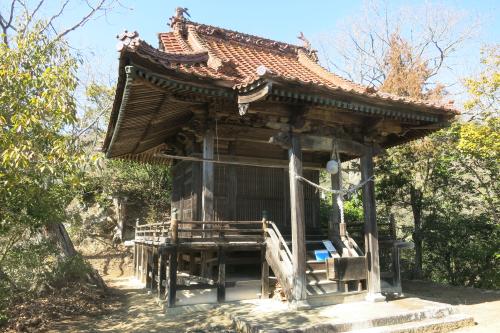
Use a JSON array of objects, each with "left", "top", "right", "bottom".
[{"left": 103, "top": 9, "right": 457, "bottom": 307}]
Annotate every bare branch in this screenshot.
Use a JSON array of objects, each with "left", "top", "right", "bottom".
[
  {"left": 18, "top": 0, "right": 46, "bottom": 36},
  {"left": 54, "top": 0, "right": 108, "bottom": 42},
  {"left": 39, "top": 0, "right": 70, "bottom": 35},
  {"left": 0, "top": 0, "right": 16, "bottom": 45}
]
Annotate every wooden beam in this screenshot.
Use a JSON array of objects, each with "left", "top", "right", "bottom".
[
  {"left": 156, "top": 153, "right": 324, "bottom": 170},
  {"left": 300, "top": 135, "right": 370, "bottom": 155},
  {"left": 288, "top": 134, "right": 307, "bottom": 302},
  {"left": 361, "top": 147, "right": 385, "bottom": 302}
]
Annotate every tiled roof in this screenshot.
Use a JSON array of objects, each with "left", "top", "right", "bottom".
[{"left": 121, "top": 17, "right": 457, "bottom": 114}]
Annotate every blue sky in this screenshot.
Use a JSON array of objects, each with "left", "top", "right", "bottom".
[{"left": 57, "top": 0, "right": 498, "bottom": 101}]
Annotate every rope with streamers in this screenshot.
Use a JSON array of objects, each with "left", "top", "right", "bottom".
[{"left": 295, "top": 174, "right": 375, "bottom": 198}]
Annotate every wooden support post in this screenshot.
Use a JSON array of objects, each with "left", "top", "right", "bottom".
[
  {"left": 329, "top": 163, "right": 342, "bottom": 240},
  {"left": 133, "top": 243, "right": 138, "bottom": 278},
  {"left": 261, "top": 246, "right": 270, "bottom": 299},
  {"left": 146, "top": 248, "right": 152, "bottom": 289},
  {"left": 167, "top": 247, "right": 178, "bottom": 308},
  {"left": 158, "top": 251, "right": 166, "bottom": 300},
  {"left": 201, "top": 128, "right": 214, "bottom": 277},
  {"left": 361, "top": 147, "right": 385, "bottom": 302},
  {"left": 151, "top": 250, "right": 158, "bottom": 291},
  {"left": 288, "top": 134, "right": 307, "bottom": 304},
  {"left": 140, "top": 244, "right": 145, "bottom": 284},
  {"left": 217, "top": 247, "right": 226, "bottom": 303},
  {"left": 189, "top": 253, "right": 196, "bottom": 275},
  {"left": 392, "top": 245, "right": 401, "bottom": 292}
]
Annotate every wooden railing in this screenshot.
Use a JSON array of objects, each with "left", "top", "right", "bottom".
[
  {"left": 264, "top": 220, "right": 294, "bottom": 300},
  {"left": 135, "top": 222, "right": 171, "bottom": 243},
  {"left": 134, "top": 218, "right": 265, "bottom": 244},
  {"left": 175, "top": 220, "right": 265, "bottom": 243}
]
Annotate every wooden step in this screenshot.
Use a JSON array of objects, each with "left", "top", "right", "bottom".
[
  {"left": 306, "top": 259, "right": 327, "bottom": 271},
  {"left": 306, "top": 269, "right": 327, "bottom": 282},
  {"left": 306, "top": 279, "right": 339, "bottom": 294}
]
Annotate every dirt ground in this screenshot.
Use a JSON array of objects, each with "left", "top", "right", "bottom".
[
  {"left": 4, "top": 243, "right": 498, "bottom": 332},
  {"left": 402, "top": 280, "right": 500, "bottom": 333},
  {"left": 49, "top": 243, "right": 235, "bottom": 333}
]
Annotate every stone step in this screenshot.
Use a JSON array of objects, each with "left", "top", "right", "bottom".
[
  {"left": 307, "top": 290, "right": 367, "bottom": 306},
  {"left": 349, "top": 313, "right": 474, "bottom": 333}
]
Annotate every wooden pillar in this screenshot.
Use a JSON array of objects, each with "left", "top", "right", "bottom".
[
  {"left": 140, "top": 244, "right": 145, "bottom": 284},
  {"left": 151, "top": 250, "right": 158, "bottom": 291},
  {"left": 167, "top": 247, "right": 178, "bottom": 308},
  {"left": 201, "top": 129, "right": 214, "bottom": 277},
  {"left": 146, "top": 248, "right": 152, "bottom": 289},
  {"left": 288, "top": 134, "right": 307, "bottom": 303},
  {"left": 261, "top": 246, "right": 270, "bottom": 299},
  {"left": 217, "top": 247, "right": 226, "bottom": 303},
  {"left": 133, "top": 243, "right": 138, "bottom": 278},
  {"left": 158, "top": 251, "right": 166, "bottom": 300},
  {"left": 329, "top": 168, "right": 342, "bottom": 240},
  {"left": 392, "top": 246, "right": 402, "bottom": 293},
  {"left": 202, "top": 128, "right": 214, "bottom": 222},
  {"left": 361, "top": 147, "right": 385, "bottom": 302}
]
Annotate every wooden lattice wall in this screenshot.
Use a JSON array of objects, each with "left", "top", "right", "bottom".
[{"left": 171, "top": 161, "right": 320, "bottom": 233}]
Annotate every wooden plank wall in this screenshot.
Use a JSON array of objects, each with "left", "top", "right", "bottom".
[{"left": 171, "top": 161, "right": 320, "bottom": 233}]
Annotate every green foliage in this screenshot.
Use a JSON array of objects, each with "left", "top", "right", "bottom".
[
  {"left": 344, "top": 193, "right": 364, "bottom": 223},
  {"left": 0, "top": 24, "right": 83, "bottom": 252},
  {"left": 66, "top": 81, "right": 172, "bottom": 241},
  {"left": 423, "top": 212, "right": 499, "bottom": 288},
  {"left": 0, "top": 22, "right": 90, "bottom": 317},
  {"left": 376, "top": 46, "right": 499, "bottom": 287},
  {"left": 463, "top": 46, "right": 499, "bottom": 120}
]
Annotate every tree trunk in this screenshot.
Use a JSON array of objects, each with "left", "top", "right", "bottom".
[
  {"left": 410, "top": 187, "right": 423, "bottom": 279},
  {"left": 0, "top": 268, "right": 18, "bottom": 291},
  {"left": 44, "top": 222, "right": 107, "bottom": 289},
  {"left": 44, "top": 222, "right": 78, "bottom": 257}
]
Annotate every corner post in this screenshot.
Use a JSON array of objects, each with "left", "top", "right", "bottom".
[
  {"left": 361, "top": 147, "right": 385, "bottom": 302},
  {"left": 167, "top": 212, "right": 179, "bottom": 308},
  {"left": 288, "top": 134, "right": 307, "bottom": 304}
]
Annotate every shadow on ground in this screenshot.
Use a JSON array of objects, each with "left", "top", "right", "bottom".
[{"left": 402, "top": 280, "right": 500, "bottom": 305}]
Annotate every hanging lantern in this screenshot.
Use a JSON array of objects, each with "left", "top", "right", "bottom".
[{"left": 326, "top": 160, "right": 339, "bottom": 174}]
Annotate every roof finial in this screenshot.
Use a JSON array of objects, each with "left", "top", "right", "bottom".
[
  {"left": 297, "top": 31, "right": 319, "bottom": 62},
  {"left": 176, "top": 7, "right": 190, "bottom": 20},
  {"left": 297, "top": 32, "right": 311, "bottom": 50},
  {"left": 170, "top": 7, "right": 190, "bottom": 28}
]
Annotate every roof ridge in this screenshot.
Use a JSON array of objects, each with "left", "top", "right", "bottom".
[{"left": 162, "top": 20, "right": 306, "bottom": 56}]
